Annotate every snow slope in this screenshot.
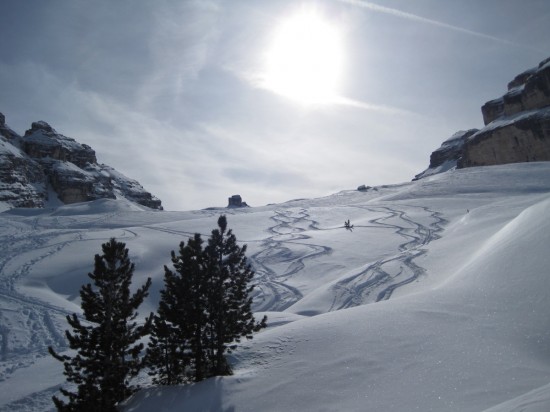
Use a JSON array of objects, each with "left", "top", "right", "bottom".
[{"left": 1, "top": 162, "right": 550, "bottom": 411}]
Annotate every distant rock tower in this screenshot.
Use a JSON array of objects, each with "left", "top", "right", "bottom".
[{"left": 227, "top": 194, "right": 249, "bottom": 208}]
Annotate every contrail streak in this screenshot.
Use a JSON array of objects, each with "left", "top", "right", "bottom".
[{"left": 337, "top": 0, "right": 539, "bottom": 51}]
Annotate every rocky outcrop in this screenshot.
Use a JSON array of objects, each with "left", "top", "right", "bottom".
[
  {"left": 21, "top": 121, "right": 97, "bottom": 168},
  {"left": 414, "top": 129, "right": 478, "bottom": 180},
  {"left": 0, "top": 114, "right": 47, "bottom": 208},
  {"left": 227, "top": 194, "right": 248, "bottom": 208},
  {"left": 357, "top": 185, "right": 371, "bottom": 192},
  {"left": 481, "top": 57, "right": 550, "bottom": 125},
  {"left": 0, "top": 113, "right": 20, "bottom": 142},
  {"left": 460, "top": 57, "right": 550, "bottom": 169},
  {"left": 89, "top": 164, "right": 163, "bottom": 209},
  {"left": 0, "top": 113, "right": 162, "bottom": 210},
  {"left": 458, "top": 108, "right": 550, "bottom": 168},
  {"left": 0, "top": 139, "right": 46, "bottom": 208},
  {"left": 416, "top": 56, "right": 550, "bottom": 179}
]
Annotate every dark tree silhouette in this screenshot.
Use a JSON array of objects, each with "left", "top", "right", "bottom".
[
  {"left": 147, "top": 215, "right": 266, "bottom": 383},
  {"left": 147, "top": 234, "right": 208, "bottom": 383},
  {"left": 49, "top": 238, "right": 153, "bottom": 412},
  {"left": 204, "top": 215, "right": 267, "bottom": 376}
]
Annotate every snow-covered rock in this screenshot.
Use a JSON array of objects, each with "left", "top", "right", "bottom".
[
  {"left": 482, "top": 56, "right": 550, "bottom": 125},
  {"left": 21, "top": 121, "right": 96, "bottom": 169},
  {"left": 0, "top": 113, "right": 162, "bottom": 210},
  {"left": 414, "top": 129, "right": 478, "bottom": 180},
  {"left": 0, "top": 115, "right": 46, "bottom": 209},
  {"left": 416, "top": 56, "right": 550, "bottom": 180}
]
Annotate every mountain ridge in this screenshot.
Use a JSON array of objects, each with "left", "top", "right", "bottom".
[{"left": 0, "top": 114, "right": 162, "bottom": 211}]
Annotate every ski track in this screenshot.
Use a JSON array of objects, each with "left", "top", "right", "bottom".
[
  {"left": 0, "top": 203, "right": 446, "bottom": 410},
  {"left": 329, "top": 205, "right": 447, "bottom": 311},
  {"left": 0, "top": 224, "right": 75, "bottom": 385},
  {"left": 250, "top": 208, "right": 326, "bottom": 312},
  {"left": 249, "top": 205, "right": 446, "bottom": 313},
  {"left": 143, "top": 224, "right": 207, "bottom": 239},
  {"left": 0, "top": 218, "right": 138, "bottom": 388}
]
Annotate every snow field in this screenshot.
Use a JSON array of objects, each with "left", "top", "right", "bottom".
[{"left": 0, "top": 163, "right": 550, "bottom": 411}]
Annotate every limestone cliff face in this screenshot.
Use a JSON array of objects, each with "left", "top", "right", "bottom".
[
  {"left": 458, "top": 108, "right": 550, "bottom": 168},
  {"left": 0, "top": 113, "right": 162, "bottom": 210},
  {"left": 460, "top": 57, "right": 550, "bottom": 169},
  {"left": 416, "top": 56, "right": 550, "bottom": 179}
]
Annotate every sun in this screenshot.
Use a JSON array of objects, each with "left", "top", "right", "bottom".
[{"left": 263, "top": 7, "right": 344, "bottom": 105}]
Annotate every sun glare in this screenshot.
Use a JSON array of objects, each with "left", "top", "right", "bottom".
[{"left": 263, "top": 8, "right": 344, "bottom": 105}]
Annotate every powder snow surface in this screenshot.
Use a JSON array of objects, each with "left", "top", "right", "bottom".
[{"left": 1, "top": 163, "right": 550, "bottom": 412}]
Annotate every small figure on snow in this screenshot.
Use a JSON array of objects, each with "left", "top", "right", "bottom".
[{"left": 344, "top": 219, "right": 354, "bottom": 231}]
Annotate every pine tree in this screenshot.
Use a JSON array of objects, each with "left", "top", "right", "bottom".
[
  {"left": 147, "top": 233, "right": 209, "bottom": 383},
  {"left": 147, "top": 216, "right": 266, "bottom": 383},
  {"left": 49, "top": 238, "right": 153, "bottom": 412},
  {"left": 204, "top": 215, "right": 267, "bottom": 376},
  {"left": 146, "top": 314, "right": 185, "bottom": 385}
]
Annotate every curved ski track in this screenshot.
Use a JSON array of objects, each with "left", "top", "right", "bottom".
[
  {"left": 249, "top": 205, "right": 446, "bottom": 313},
  {"left": 250, "top": 208, "right": 329, "bottom": 312},
  {"left": 0, "top": 220, "right": 137, "bottom": 386},
  {"left": 329, "top": 205, "right": 447, "bottom": 311}
]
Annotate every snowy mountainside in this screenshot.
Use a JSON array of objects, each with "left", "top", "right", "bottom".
[
  {"left": 0, "top": 113, "right": 162, "bottom": 211},
  {"left": 1, "top": 163, "right": 550, "bottom": 411}
]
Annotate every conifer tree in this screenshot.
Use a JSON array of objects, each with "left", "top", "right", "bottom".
[
  {"left": 204, "top": 215, "right": 267, "bottom": 376},
  {"left": 146, "top": 314, "right": 185, "bottom": 385},
  {"left": 49, "top": 238, "right": 153, "bottom": 412},
  {"left": 147, "top": 233, "right": 209, "bottom": 383},
  {"left": 147, "top": 216, "right": 266, "bottom": 383}
]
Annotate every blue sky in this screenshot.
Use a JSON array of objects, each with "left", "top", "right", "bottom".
[{"left": 1, "top": 0, "right": 549, "bottom": 210}]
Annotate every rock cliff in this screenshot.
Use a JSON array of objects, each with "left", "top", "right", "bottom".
[
  {"left": 458, "top": 107, "right": 550, "bottom": 168},
  {"left": 481, "top": 57, "right": 550, "bottom": 125},
  {"left": 0, "top": 113, "right": 162, "bottom": 210},
  {"left": 0, "top": 115, "right": 47, "bottom": 208},
  {"left": 416, "top": 56, "right": 550, "bottom": 178},
  {"left": 413, "top": 129, "right": 478, "bottom": 180}
]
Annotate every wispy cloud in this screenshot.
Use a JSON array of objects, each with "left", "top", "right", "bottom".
[
  {"left": 333, "top": 96, "right": 417, "bottom": 116},
  {"left": 137, "top": 2, "right": 221, "bottom": 112},
  {"left": 337, "top": 0, "right": 542, "bottom": 51},
  {"left": 231, "top": 67, "right": 416, "bottom": 116}
]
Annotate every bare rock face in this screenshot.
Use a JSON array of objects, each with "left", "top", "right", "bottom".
[
  {"left": 416, "top": 56, "right": 550, "bottom": 180},
  {"left": 458, "top": 108, "right": 550, "bottom": 168},
  {"left": 0, "top": 113, "right": 162, "bottom": 210},
  {"left": 460, "top": 57, "right": 550, "bottom": 169}
]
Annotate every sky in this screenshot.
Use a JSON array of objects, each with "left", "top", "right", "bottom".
[{"left": 1, "top": 0, "right": 549, "bottom": 211}]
